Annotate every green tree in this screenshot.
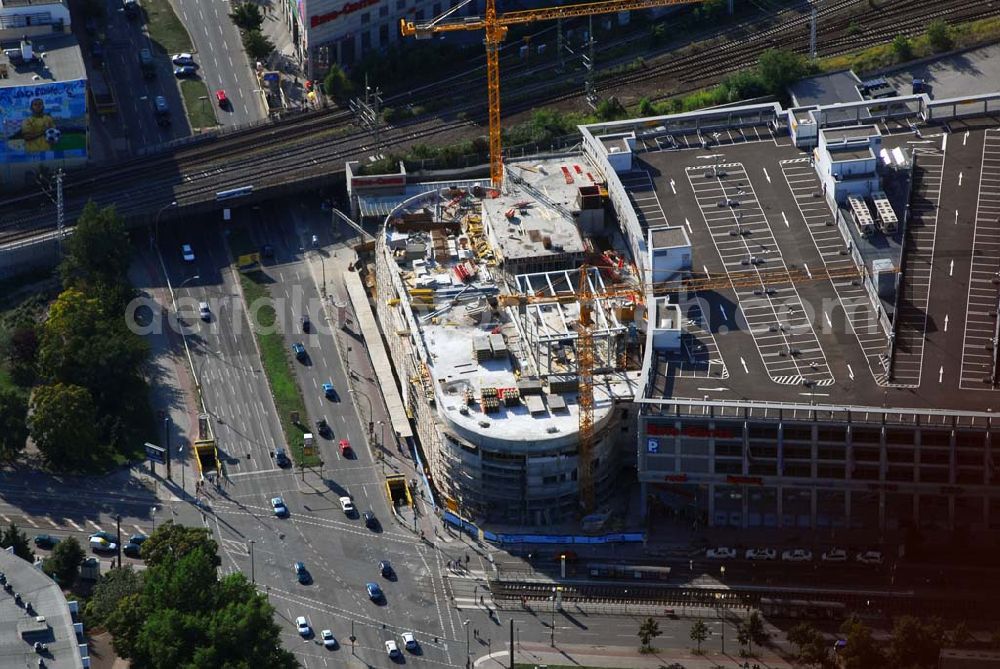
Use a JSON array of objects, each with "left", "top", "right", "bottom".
[
  {"left": 839, "top": 616, "right": 884, "bottom": 669},
  {"left": 737, "top": 622, "right": 751, "bottom": 655},
  {"left": 44, "top": 536, "right": 85, "bottom": 585},
  {"left": 0, "top": 522, "right": 33, "bottom": 561},
  {"left": 7, "top": 325, "right": 39, "bottom": 387},
  {"left": 690, "top": 619, "right": 709, "bottom": 653},
  {"left": 949, "top": 621, "right": 972, "bottom": 648},
  {"left": 745, "top": 611, "right": 769, "bottom": 653},
  {"left": 0, "top": 388, "right": 28, "bottom": 461},
  {"left": 86, "top": 567, "right": 143, "bottom": 627},
  {"left": 892, "top": 34, "right": 913, "bottom": 62},
  {"left": 242, "top": 30, "right": 274, "bottom": 61},
  {"left": 757, "top": 49, "right": 813, "bottom": 96},
  {"left": 638, "top": 616, "right": 661, "bottom": 652},
  {"left": 788, "top": 622, "right": 833, "bottom": 668},
  {"left": 140, "top": 521, "right": 220, "bottom": 569},
  {"left": 323, "top": 63, "right": 355, "bottom": 101},
  {"left": 595, "top": 96, "right": 627, "bottom": 122},
  {"left": 889, "top": 615, "right": 945, "bottom": 668},
  {"left": 60, "top": 202, "right": 132, "bottom": 308},
  {"left": 106, "top": 593, "right": 145, "bottom": 659},
  {"left": 228, "top": 2, "right": 263, "bottom": 31},
  {"left": 637, "top": 97, "right": 654, "bottom": 117},
  {"left": 927, "top": 19, "right": 952, "bottom": 52},
  {"left": 29, "top": 383, "right": 101, "bottom": 470}
]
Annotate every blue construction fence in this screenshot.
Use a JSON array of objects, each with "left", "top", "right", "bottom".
[{"left": 441, "top": 510, "right": 645, "bottom": 545}]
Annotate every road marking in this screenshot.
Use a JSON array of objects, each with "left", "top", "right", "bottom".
[
  {"left": 670, "top": 179, "right": 676, "bottom": 195},
  {"left": 799, "top": 392, "right": 830, "bottom": 397},
  {"left": 825, "top": 312, "right": 833, "bottom": 328},
  {"left": 719, "top": 305, "right": 728, "bottom": 321},
  {"left": 847, "top": 363, "right": 855, "bottom": 380},
  {"left": 955, "top": 209, "right": 959, "bottom": 225},
  {"left": 22, "top": 517, "right": 38, "bottom": 528},
  {"left": 133, "top": 525, "right": 145, "bottom": 535},
  {"left": 781, "top": 211, "right": 789, "bottom": 228},
  {"left": 88, "top": 520, "right": 103, "bottom": 532},
  {"left": 1, "top": 515, "right": 9, "bottom": 524},
  {"left": 685, "top": 217, "right": 692, "bottom": 233},
  {"left": 702, "top": 265, "right": 710, "bottom": 276},
  {"left": 228, "top": 467, "right": 283, "bottom": 478},
  {"left": 803, "top": 262, "right": 811, "bottom": 278},
  {"left": 959, "top": 172, "right": 963, "bottom": 187},
  {"left": 949, "top": 259, "right": 954, "bottom": 276},
  {"left": 939, "top": 366, "right": 944, "bottom": 383},
  {"left": 45, "top": 517, "right": 57, "bottom": 528},
  {"left": 964, "top": 130, "right": 969, "bottom": 146},
  {"left": 944, "top": 314, "right": 949, "bottom": 332},
  {"left": 68, "top": 519, "right": 83, "bottom": 531},
  {"left": 740, "top": 357, "right": 749, "bottom": 374},
  {"left": 762, "top": 167, "right": 771, "bottom": 183}
]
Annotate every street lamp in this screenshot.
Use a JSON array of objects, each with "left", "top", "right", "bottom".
[
  {"left": 349, "top": 388, "right": 374, "bottom": 443},
  {"left": 550, "top": 587, "right": 557, "bottom": 647},
  {"left": 248, "top": 540, "right": 255, "bottom": 584},
  {"left": 378, "top": 420, "right": 386, "bottom": 473},
  {"left": 463, "top": 619, "right": 470, "bottom": 668},
  {"left": 154, "top": 200, "right": 178, "bottom": 248}
]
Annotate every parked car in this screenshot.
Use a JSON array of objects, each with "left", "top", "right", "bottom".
[
  {"left": 171, "top": 53, "right": 194, "bottom": 65},
  {"left": 295, "top": 616, "right": 311, "bottom": 637},
  {"left": 271, "top": 496, "right": 289, "bottom": 518},
  {"left": 181, "top": 244, "right": 195, "bottom": 262},
  {"left": 385, "top": 639, "right": 401, "bottom": 658},
  {"left": 366, "top": 582, "right": 383, "bottom": 601},
  {"left": 401, "top": 632, "right": 418, "bottom": 651},
  {"left": 90, "top": 531, "right": 116, "bottom": 543},
  {"left": 294, "top": 561, "right": 310, "bottom": 584},
  {"left": 745, "top": 548, "right": 778, "bottom": 561},
  {"left": 123, "top": 542, "right": 142, "bottom": 558},
  {"left": 379, "top": 560, "right": 394, "bottom": 579},
  {"left": 821, "top": 548, "right": 848, "bottom": 562},
  {"left": 199, "top": 301, "right": 211, "bottom": 321},
  {"left": 781, "top": 548, "right": 813, "bottom": 562},
  {"left": 33, "top": 535, "right": 59, "bottom": 549},
  {"left": 339, "top": 496, "right": 355, "bottom": 515},
  {"left": 90, "top": 537, "right": 117, "bottom": 553},
  {"left": 856, "top": 550, "right": 884, "bottom": 565},
  {"left": 321, "top": 629, "right": 337, "bottom": 649},
  {"left": 706, "top": 547, "right": 737, "bottom": 559},
  {"left": 173, "top": 65, "right": 196, "bottom": 77}
]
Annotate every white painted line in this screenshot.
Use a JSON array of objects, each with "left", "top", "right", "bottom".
[
  {"left": 719, "top": 305, "right": 728, "bottom": 321},
  {"left": 825, "top": 312, "right": 833, "bottom": 328},
  {"left": 781, "top": 211, "right": 789, "bottom": 228},
  {"left": 88, "top": 520, "right": 103, "bottom": 532},
  {"left": 959, "top": 172, "right": 963, "bottom": 187},
  {"left": 740, "top": 357, "right": 749, "bottom": 374},
  {"left": 702, "top": 265, "right": 710, "bottom": 277},
  {"left": 670, "top": 179, "right": 676, "bottom": 195},
  {"left": 799, "top": 392, "right": 830, "bottom": 397},
  {"left": 45, "top": 517, "right": 57, "bottom": 528},
  {"left": 68, "top": 519, "right": 83, "bottom": 531},
  {"left": 939, "top": 366, "right": 944, "bottom": 383},
  {"left": 955, "top": 209, "right": 959, "bottom": 225},
  {"left": 1, "top": 515, "right": 9, "bottom": 524},
  {"left": 762, "top": 167, "right": 771, "bottom": 183},
  {"left": 964, "top": 131, "right": 969, "bottom": 146},
  {"left": 847, "top": 364, "right": 855, "bottom": 380},
  {"left": 803, "top": 263, "right": 812, "bottom": 279},
  {"left": 134, "top": 525, "right": 145, "bottom": 535},
  {"left": 944, "top": 314, "right": 949, "bottom": 332},
  {"left": 685, "top": 218, "right": 692, "bottom": 233},
  {"left": 949, "top": 259, "right": 954, "bottom": 276}
]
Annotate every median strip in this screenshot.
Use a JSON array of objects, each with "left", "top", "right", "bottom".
[{"left": 226, "top": 227, "right": 319, "bottom": 467}]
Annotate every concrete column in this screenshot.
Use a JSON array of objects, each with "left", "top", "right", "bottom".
[
  {"left": 640, "top": 480, "right": 648, "bottom": 520},
  {"left": 742, "top": 489, "right": 749, "bottom": 529},
  {"left": 707, "top": 482, "right": 716, "bottom": 526},
  {"left": 810, "top": 488, "right": 818, "bottom": 529},
  {"left": 845, "top": 489, "right": 852, "bottom": 527},
  {"left": 776, "top": 485, "right": 783, "bottom": 528}
]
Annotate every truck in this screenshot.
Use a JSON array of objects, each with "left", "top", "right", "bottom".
[
  {"left": 194, "top": 413, "right": 219, "bottom": 481},
  {"left": 139, "top": 48, "right": 155, "bottom": 79},
  {"left": 89, "top": 67, "right": 116, "bottom": 115}
]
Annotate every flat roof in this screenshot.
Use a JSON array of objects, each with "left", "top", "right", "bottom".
[
  {"left": 788, "top": 70, "right": 864, "bottom": 107},
  {"left": 821, "top": 125, "right": 879, "bottom": 144},
  {"left": 0, "top": 549, "right": 83, "bottom": 669},
  {"left": 650, "top": 226, "right": 689, "bottom": 248},
  {"left": 0, "top": 34, "right": 83, "bottom": 85},
  {"left": 612, "top": 116, "right": 1000, "bottom": 413}
]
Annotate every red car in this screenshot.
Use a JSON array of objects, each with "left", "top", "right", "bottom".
[
  {"left": 339, "top": 439, "right": 352, "bottom": 457},
  {"left": 215, "top": 89, "right": 229, "bottom": 108}
]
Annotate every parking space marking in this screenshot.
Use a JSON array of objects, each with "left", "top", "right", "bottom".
[
  {"left": 780, "top": 159, "right": 893, "bottom": 385},
  {"left": 88, "top": 520, "right": 104, "bottom": 532},
  {"left": 638, "top": 123, "right": 777, "bottom": 154},
  {"left": 891, "top": 142, "right": 946, "bottom": 387},
  {"left": 661, "top": 298, "right": 730, "bottom": 379},
  {"left": 961, "top": 128, "right": 1000, "bottom": 389},
  {"left": 686, "top": 163, "right": 834, "bottom": 386},
  {"left": 618, "top": 170, "right": 669, "bottom": 229},
  {"left": 68, "top": 519, "right": 84, "bottom": 531}
]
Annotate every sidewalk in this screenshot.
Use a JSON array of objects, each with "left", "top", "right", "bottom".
[{"left": 484, "top": 641, "right": 795, "bottom": 669}]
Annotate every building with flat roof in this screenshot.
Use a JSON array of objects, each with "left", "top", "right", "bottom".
[
  {"left": 371, "top": 156, "right": 645, "bottom": 525},
  {"left": 0, "top": 33, "right": 87, "bottom": 188},
  {"left": 0, "top": 547, "right": 87, "bottom": 669}
]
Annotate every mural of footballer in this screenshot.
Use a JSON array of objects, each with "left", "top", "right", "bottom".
[{"left": 20, "top": 98, "right": 57, "bottom": 152}]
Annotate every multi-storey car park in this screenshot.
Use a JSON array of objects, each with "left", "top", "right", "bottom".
[{"left": 356, "top": 85, "right": 1000, "bottom": 532}]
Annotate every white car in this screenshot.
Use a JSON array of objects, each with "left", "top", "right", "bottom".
[
  {"left": 198, "top": 301, "right": 210, "bottom": 321},
  {"left": 339, "top": 496, "right": 355, "bottom": 514},
  {"left": 181, "top": 244, "right": 195, "bottom": 262},
  {"left": 295, "top": 616, "right": 311, "bottom": 637},
  {"left": 821, "top": 548, "right": 848, "bottom": 562},
  {"left": 781, "top": 548, "right": 813, "bottom": 562},
  {"left": 745, "top": 548, "right": 777, "bottom": 561},
  {"left": 856, "top": 550, "right": 884, "bottom": 565},
  {"left": 385, "top": 639, "right": 401, "bottom": 658},
  {"left": 89, "top": 537, "right": 117, "bottom": 552},
  {"left": 401, "top": 632, "right": 418, "bottom": 651},
  {"left": 171, "top": 53, "right": 194, "bottom": 65},
  {"left": 706, "top": 547, "right": 737, "bottom": 559},
  {"left": 321, "top": 629, "right": 337, "bottom": 649}
]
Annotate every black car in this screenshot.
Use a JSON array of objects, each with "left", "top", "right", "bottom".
[
  {"left": 316, "top": 418, "right": 332, "bottom": 439},
  {"left": 275, "top": 447, "right": 290, "bottom": 467},
  {"left": 379, "top": 560, "right": 394, "bottom": 579},
  {"left": 33, "top": 535, "right": 59, "bottom": 549},
  {"left": 301, "top": 315, "right": 311, "bottom": 332},
  {"left": 364, "top": 511, "right": 378, "bottom": 530},
  {"left": 294, "top": 561, "right": 310, "bottom": 584},
  {"left": 123, "top": 542, "right": 142, "bottom": 558}
]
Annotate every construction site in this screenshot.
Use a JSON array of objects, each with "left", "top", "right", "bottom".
[{"left": 371, "top": 157, "right": 649, "bottom": 526}]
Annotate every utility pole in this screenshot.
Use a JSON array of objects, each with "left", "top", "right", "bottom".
[
  {"left": 583, "top": 16, "right": 598, "bottom": 110},
  {"left": 163, "top": 416, "right": 172, "bottom": 480},
  {"left": 556, "top": 18, "right": 565, "bottom": 72},
  {"left": 509, "top": 618, "right": 514, "bottom": 669},
  {"left": 810, "top": 6, "right": 818, "bottom": 60},
  {"left": 115, "top": 515, "right": 122, "bottom": 568},
  {"left": 55, "top": 169, "right": 64, "bottom": 257},
  {"left": 248, "top": 540, "right": 255, "bottom": 584},
  {"left": 349, "top": 75, "right": 382, "bottom": 159}
]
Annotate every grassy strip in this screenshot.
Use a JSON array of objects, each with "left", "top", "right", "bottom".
[
  {"left": 141, "top": 0, "right": 192, "bottom": 54},
  {"left": 226, "top": 228, "right": 320, "bottom": 468},
  {"left": 180, "top": 79, "right": 218, "bottom": 131}
]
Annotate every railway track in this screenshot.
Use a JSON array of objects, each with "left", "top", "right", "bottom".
[{"left": 0, "top": 0, "right": 989, "bottom": 243}]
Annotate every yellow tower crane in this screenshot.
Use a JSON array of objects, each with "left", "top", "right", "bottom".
[{"left": 401, "top": 0, "right": 706, "bottom": 188}]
